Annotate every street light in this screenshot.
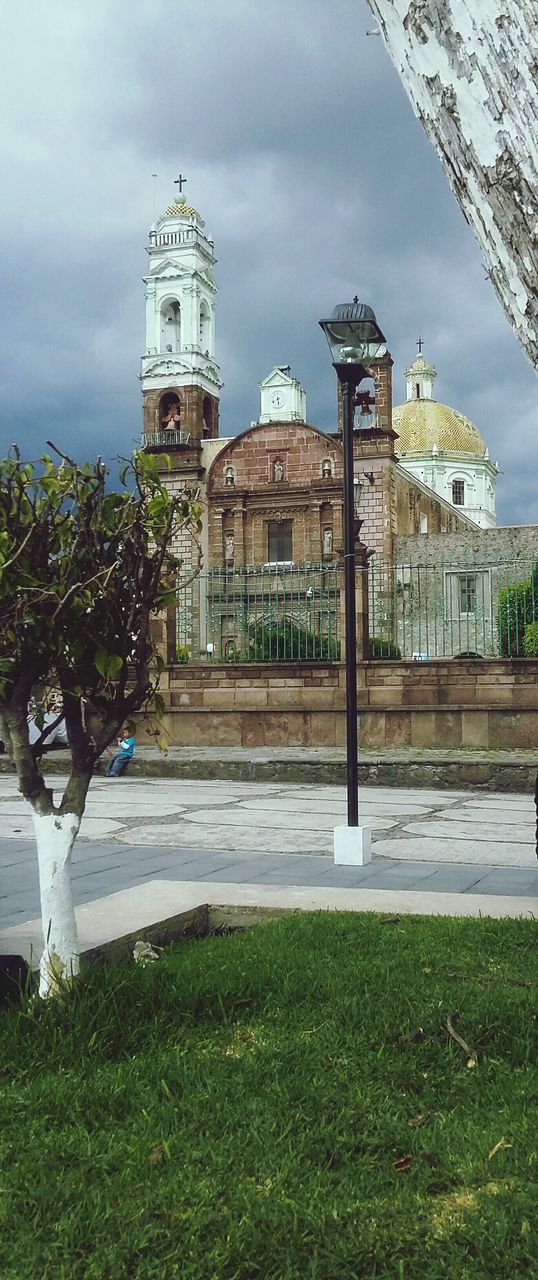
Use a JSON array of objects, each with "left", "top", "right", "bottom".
[{"left": 319, "top": 300, "right": 386, "bottom": 864}]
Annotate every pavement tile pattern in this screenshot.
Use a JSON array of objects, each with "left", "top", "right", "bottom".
[{"left": 0, "top": 774, "right": 536, "bottom": 929}]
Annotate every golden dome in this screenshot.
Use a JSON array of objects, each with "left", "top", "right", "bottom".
[
  {"left": 393, "top": 399, "right": 486, "bottom": 455},
  {"left": 160, "top": 199, "right": 202, "bottom": 221}
]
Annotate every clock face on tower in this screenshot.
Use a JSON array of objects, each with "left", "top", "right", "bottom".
[{"left": 270, "top": 391, "right": 285, "bottom": 410}]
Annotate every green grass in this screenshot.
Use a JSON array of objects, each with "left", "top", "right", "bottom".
[{"left": 0, "top": 913, "right": 536, "bottom": 1280}]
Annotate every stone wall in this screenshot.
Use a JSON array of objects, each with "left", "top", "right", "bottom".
[
  {"left": 137, "top": 657, "right": 538, "bottom": 749},
  {"left": 396, "top": 525, "right": 538, "bottom": 565},
  {"left": 390, "top": 526, "right": 538, "bottom": 659}
]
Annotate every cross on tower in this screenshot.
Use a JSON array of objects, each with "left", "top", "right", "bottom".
[
  {"left": 174, "top": 173, "right": 187, "bottom": 198},
  {"left": 416, "top": 335, "right": 423, "bottom": 354}
]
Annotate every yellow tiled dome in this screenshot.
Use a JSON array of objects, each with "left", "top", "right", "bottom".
[
  {"left": 393, "top": 399, "right": 486, "bottom": 455},
  {"left": 160, "top": 199, "right": 201, "bottom": 220}
]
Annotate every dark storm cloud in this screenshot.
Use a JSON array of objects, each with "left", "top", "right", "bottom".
[{"left": 0, "top": 0, "right": 535, "bottom": 525}]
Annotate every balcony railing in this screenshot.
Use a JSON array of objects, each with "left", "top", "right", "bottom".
[{"left": 141, "top": 430, "right": 192, "bottom": 449}]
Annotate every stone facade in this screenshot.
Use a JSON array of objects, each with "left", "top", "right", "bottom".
[{"left": 207, "top": 422, "right": 343, "bottom": 568}]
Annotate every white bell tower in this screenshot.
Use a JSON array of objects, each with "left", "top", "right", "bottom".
[
  {"left": 406, "top": 347, "right": 437, "bottom": 401},
  {"left": 140, "top": 177, "right": 222, "bottom": 447}
]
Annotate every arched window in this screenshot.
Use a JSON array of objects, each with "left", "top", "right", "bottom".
[
  {"left": 202, "top": 396, "right": 213, "bottom": 436},
  {"left": 160, "top": 300, "right": 181, "bottom": 353},
  {"left": 225, "top": 465, "right": 235, "bottom": 487},
  {"left": 452, "top": 479, "right": 465, "bottom": 505},
  {"left": 199, "top": 301, "right": 210, "bottom": 351},
  {"left": 159, "top": 392, "right": 181, "bottom": 432}
]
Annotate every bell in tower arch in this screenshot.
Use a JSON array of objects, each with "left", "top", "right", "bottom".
[
  {"left": 159, "top": 392, "right": 181, "bottom": 434},
  {"left": 160, "top": 300, "right": 181, "bottom": 354}
]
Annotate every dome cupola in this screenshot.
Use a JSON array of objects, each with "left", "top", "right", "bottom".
[{"left": 394, "top": 342, "right": 498, "bottom": 528}]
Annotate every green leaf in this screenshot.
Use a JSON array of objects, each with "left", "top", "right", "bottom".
[
  {"left": 154, "top": 692, "right": 166, "bottom": 720},
  {"left": 95, "top": 649, "right": 124, "bottom": 680}
]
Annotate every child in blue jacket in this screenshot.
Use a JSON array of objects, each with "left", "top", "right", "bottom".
[{"left": 105, "top": 728, "right": 135, "bottom": 777}]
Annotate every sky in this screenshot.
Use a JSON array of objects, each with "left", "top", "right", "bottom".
[{"left": 0, "top": 0, "right": 535, "bottom": 525}]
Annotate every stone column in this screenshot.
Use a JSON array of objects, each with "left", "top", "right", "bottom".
[{"left": 233, "top": 506, "right": 246, "bottom": 567}]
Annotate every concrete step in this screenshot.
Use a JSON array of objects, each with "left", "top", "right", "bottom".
[{"left": 2, "top": 746, "right": 536, "bottom": 793}]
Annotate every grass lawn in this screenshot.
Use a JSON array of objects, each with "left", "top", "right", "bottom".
[{"left": 0, "top": 912, "right": 536, "bottom": 1280}]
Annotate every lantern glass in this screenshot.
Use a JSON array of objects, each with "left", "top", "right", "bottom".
[{"left": 319, "top": 301, "right": 386, "bottom": 367}]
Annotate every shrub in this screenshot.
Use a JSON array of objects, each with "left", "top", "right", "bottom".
[
  {"left": 498, "top": 571, "right": 538, "bottom": 656},
  {"left": 369, "top": 635, "right": 402, "bottom": 660},
  {"left": 523, "top": 622, "right": 538, "bottom": 657},
  {"left": 247, "top": 618, "right": 339, "bottom": 662},
  {"left": 175, "top": 644, "right": 190, "bottom": 664}
]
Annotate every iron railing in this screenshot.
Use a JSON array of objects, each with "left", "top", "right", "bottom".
[
  {"left": 176, "top": 563, "right": 341, "bottom": 662},
  {"left": 368, "top": 556, "right": 538, "bottom": 659},
  {"left": 173, "top": 557, "right": 538, "bottom": 664},
  {"left": 142, "top": 430, "right": 191, "bottom": 449}
]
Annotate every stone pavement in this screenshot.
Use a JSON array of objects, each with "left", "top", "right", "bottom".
[{"left": 0, "top": 773, "right": 536, "bottom": 932}]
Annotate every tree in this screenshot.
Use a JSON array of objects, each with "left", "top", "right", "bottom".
[
  {"left": 365, "top": 0, "right": 538, "bottom": 368},
  {"left": 0, "top": 447, "right": 201, "bottom": 996}
]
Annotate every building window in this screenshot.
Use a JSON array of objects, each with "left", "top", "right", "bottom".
[
  {"left": 458, "top": 574, "right": 477, "bottom": 614},
  {"left": 452, "top": 479, "right": 465, "bottom": 505},
  {"left": 419, "top": 512, "right": 428, "bottom": 534},
  {"left": 268, "top": 520, "right": 292, "bottom": 562}
]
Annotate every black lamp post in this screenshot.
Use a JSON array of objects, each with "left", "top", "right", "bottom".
[{"left": 319, "top": 301, "right": 386, "bottom": 833}]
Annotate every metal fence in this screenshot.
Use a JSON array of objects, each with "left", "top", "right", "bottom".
[
  {"left": 369, "top": 556, "right": 538, "bottom": 659},
  {"left": 176, "top": 563, "right": 341, "bottom": 662}
]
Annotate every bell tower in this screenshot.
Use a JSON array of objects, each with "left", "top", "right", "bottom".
[{"left": 140, "top": 177, "right": 222, "bottom": 460}]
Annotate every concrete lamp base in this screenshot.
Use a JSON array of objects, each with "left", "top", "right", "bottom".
[{"left": 334, "top": 825, "right": 372, "bottom": 866}]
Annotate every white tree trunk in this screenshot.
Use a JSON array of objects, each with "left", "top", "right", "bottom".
[
  {"left": 365, "top": 0, "right": 538, "bottom": 368},
  {"left": 32, "top": 811, "right": 81, "bottom": 998}
]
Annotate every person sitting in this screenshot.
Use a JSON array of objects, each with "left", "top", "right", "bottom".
[{"left": 105, "top": 727, "right": 135, "bottom": 777}]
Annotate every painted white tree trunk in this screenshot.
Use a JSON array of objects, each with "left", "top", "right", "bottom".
[
  {"left": 365, "top": 0, "right": 538, "bottom": 368},
  {"left": 32, "top": 811, "right": 81, "bottom": 998}
]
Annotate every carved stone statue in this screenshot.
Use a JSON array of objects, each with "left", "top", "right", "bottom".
[
  {"left": 225, "top": 533, "right": 235, "bottom": 562},
  {"left": 322, "top": 527, "right": 333, "bottom": 556},
  {"left": 273, "top": 459, "right": 284, "bottom": 482}
]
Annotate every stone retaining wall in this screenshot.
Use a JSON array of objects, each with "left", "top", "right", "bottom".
[{"left": 141, "top": 659, "right": 538, "bottom": 749}]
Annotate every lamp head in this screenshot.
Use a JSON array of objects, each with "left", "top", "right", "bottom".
[{"left": 319, "top": 300, "right": 386, "bottom": 380}]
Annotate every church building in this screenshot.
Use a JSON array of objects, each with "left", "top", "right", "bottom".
[
  {"left": 139, "top": 184, "right": 538, "bottom": 663},
  {"left": 140, "top": 187, "right": 480, "bottom": 575}
]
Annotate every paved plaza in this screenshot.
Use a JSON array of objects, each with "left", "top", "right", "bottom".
[{"left": 0, "top": 773, "right": 536, "bottom": 931}]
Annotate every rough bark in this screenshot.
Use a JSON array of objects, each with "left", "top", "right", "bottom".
[{"left": 365, "top": 0, "right": 538, "bottom": 368}]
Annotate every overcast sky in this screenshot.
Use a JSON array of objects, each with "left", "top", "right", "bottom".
[{"left": 0, "top": 0, "right": 535, "bottom": 525}]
